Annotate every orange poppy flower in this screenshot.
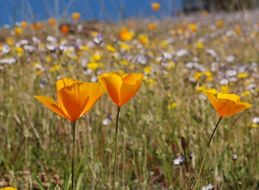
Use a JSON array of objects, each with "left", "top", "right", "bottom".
[
  {"left": 0, "top": 188, "right": 17, "bottom": 190},
  {"left": 148, "top": 22, "right": 157, "bottom": 31},
  {"left": 59, "top": 24, "right": 71, "bottom": 35},
  {"left": 14, "top": 27, "right": 23, "bottom": 36},
  {"left": 48, "top": 17, "right": 57, "bottom": 26},
  {"left": 30, "top": 22, "right": 43, "bottom": 31},
  {"left": 34, "top": 78, "right": 104, "bottom": 122},
  {"left": 72, "top": 12, "right": 81, "bottom": 21},
  {"left": 119, "top": 28, "right": 134, "bottom": 41},
  {"left": 20, "top": 21, "right": 27, "bottom": 29},
  {"left": 188, "top": 23, "right": 198, "bottom": 33},
  {"left": 204, "top": 91, "right": 252, "bottom": 117},
  {"left": 99, "top": 73, "right": 143, "bottom": 107},
  {"left": 151, "top": 2, "right": 160, "bottom": 12}
]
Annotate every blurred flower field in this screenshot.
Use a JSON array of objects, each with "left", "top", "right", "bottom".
[{"left": 0, "top": 9, "right": 258, "bottom": 190}]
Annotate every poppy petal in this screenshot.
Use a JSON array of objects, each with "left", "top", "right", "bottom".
[
  {"left": 120, "top": 80, "right": 142, "bottom": 106},
  {"left": 205, "top": 92, "right": 220, "bottom": 110},
  {"left": 34, "top": 96, "right": 68, "bottom": 119},
  {"left": 99, "top": 73, "right": 122, "bottom": 105},
  {"left": 123, "top": 73, "right": 143, "bottom": 85},
  {"left": 221, "top": 102, "right": 252, "bottom": 117},
  {"left": 217, "top": 93, "right": 240, "bottom": 102},
  {"left": 56, "top": 78, "right": 79, "bottom": 91},
  {"left": 81, "top": 82, "right": 104, "bottom": 115},
  {"left": 57, "top": 82, "right": 90, "bottom": 121}
]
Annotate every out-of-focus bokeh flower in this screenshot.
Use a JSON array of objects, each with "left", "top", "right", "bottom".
[
  {"left": 151, "top": 2, "right": 160, "bottom": 12},
  {"left": 188, "top": 23, "right": 198, "bottom": 33},
  {"left": 48, "top": 17, "right": 57, "bottom": 26},
  {"left": 119, "top": 28, "right": 134, "bottom": 41},
  {"left": 138, "top": 34, "right": 149, "bottom": 45},
  {"left": 20, "top": 21, "right": 27, "bottom": 29},
  {"left": 59, "top": 24, "right": 71, "bottom": 35},
  {"left": 72, "top": 12, "right": 81, "bottom": 22},
  {"left": 148, "top": 22, "right": 157, "bottom": 31},
  {"left": 14, "top": 27, "right": 23, "bottom": 36}
]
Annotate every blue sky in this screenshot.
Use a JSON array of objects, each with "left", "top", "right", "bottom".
[{"left": 0, "top": 0, "right": 183, "bottom": 26}]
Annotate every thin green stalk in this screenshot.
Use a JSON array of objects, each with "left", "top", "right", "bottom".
[
  {"left": 86, "top": 117, "right": 95, "bottom": 190},
  {"left": 113, "top": 106, "right": 121, "bottom": 190},
  {"left": 191, "top": 117, "right": 223, "bottom": 190},
  {"left": 71, "top": 121, "right": 76, "bottom": 190}
]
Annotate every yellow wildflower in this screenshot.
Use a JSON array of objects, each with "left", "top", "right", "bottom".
[
  {"left": 16, "top": 47, "right": 24, "bottom": 57},
  {"left": 138, "top": 34, "right": 149, "bottom": 45},
  {"left": 188, "top": 23, "right": 198, "bottom": 33},
  {"left": 106, "top": 44, "right": 116, "bottom": 53},
  {"left": 237, "top": 72, "right": 248, "bottom": 79},
  {"left": 49, "top": 65, "right": 61, "bottom": 72},
  {"left": 196, "top": 41, "right": 204, "bottom": 49},
  {"left": 167, "top": 102, "right": 177, "bottom": 110},
  {"left": 87, "top": 62, "right": 103, "bottom": 71},
  {"left": 241, "top": 90, "right": 251, "bottom": 97},
  {"left": 196, "top": 86, "right": 206, "bottom": 92},
  {"left": 6, "top": 37, "right": 15, "bottom": 46},
  {"left": 79, "top": 45, "right": 89, "bottom": 52},
  {"left": 119, "top": 42, "right": 131, "bottom": 51},
  {"left": 90, "top": 52, "right": 102, "bottom": 62},
  {"left": 221, "top": 85, "right": 229, "bottom": 93},
  {"left": 14, "top": 27, "right": 23, "bottom": 36},
  {"left": 144, "top": 66, "right": 152, "bottom": 75},
  {"left": 194, "top": 72, "right": 203, "bottom": 80}
]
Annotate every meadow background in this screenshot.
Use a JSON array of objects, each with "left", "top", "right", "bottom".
[{"left": 0, "top": 0, "right": 258, "bottom": 189}]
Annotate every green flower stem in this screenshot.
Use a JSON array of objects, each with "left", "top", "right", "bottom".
[
  {"left": 191, "top": 117, "right": 223, "bottom": 190},
  {"left": 113, "top": 106, "right": 121, "bottom": 190},
  {"left": 71, "top": 121, "right": 76, "bottom": 190}
]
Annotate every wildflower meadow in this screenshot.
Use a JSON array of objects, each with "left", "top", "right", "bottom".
[{"left": 0, "top": 2, "right": 258, "bottom": 190}]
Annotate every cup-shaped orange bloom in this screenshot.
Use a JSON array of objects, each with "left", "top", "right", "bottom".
[
  {"left": 48, "top": 17, "right": 57, "bottom": 26},
  {"left": 99, "top": 73, "right": 143, "bottom": 107},
  {"left": 151, "top": 2, "right": 160, "bottom": 12},
  {"left": 0, "top": 188, "right": 17, "bottom": 190},
  {"left": 14, "top": 27, "right": 23, "bottom": 36},
  {"left": 30, "top": 22, "right": 43, "bottom": 31},
  {"left": 148, "top": 22, "right": 157, "bottom": 31},
  {"left": 59, "top": 24, "right": 71, "bottom": 35},
  {"left": 21, "top": 21, "right": 27, "bottom": 29},
  {"left": 205, "top": 91, "right": 252, "bottom": 117},
  {"left": 35, "top": 78, "right": 104, "bottom": 122},
  {"left": 72, "top": 12, "right": 81, "bottom": 21},
  {"left": 119, "top": 28, "right": 134, "bottom": 41}
]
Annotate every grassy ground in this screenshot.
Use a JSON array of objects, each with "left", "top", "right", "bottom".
[{"left": 0, "top": 10, "right": 258, "bottom": 189}]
